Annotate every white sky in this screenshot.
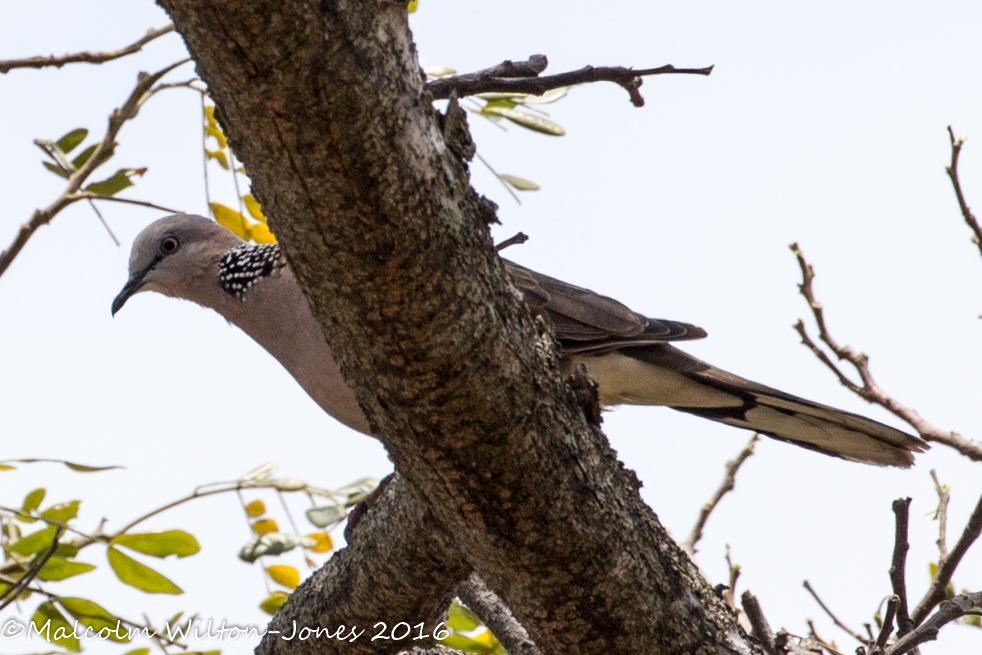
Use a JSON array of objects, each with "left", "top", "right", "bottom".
[{"left": 2, "top": 1, "right": 981, "bottom": 653}]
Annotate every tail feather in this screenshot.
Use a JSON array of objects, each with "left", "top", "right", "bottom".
[{"left": 571, "top": 345, "right": 928, "bottom": 468}]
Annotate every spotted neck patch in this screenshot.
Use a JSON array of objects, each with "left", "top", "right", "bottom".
[{"left": 218, "top": 243, "right": 286, "bottom": 299}]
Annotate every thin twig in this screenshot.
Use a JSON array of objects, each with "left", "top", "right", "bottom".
[
  {"left": 495, "top": 232, "right": 529, "bottom": 251},
  {"left": 0, "top": 24, "right": 175, "bottom": 73},
  {"left": 0, "top": 59, "right": 190, "bottom": 279},
  {"left": 741, "top": 590, "right": 779, "bottom": 655},
  {"left": 930, "top": 470, "right": 950, "bottom": 561},
  {"left": 475, "top": 152, "right": 521, "bottom": 205},
  {"left": 790, "top": 242, "right": 982, "bottom": 461},
  {"left": 72, "top": 192, "right": 182, "bottom": 214},
  {"left": 201, "top": 94, "right": 214, "bottom": 216},
  {"left": 945, "top": 127, "right": 982, "bottom": 263},
  {"left": 684, "top": 434, "right": 758, "bottom": 555},
  {"left": 807, "top": 620, "right": 845, "bottom": 655},
  {"left": 887, "top": 591, "right": 982, "bottom": 655},
  {"left": 458, "top": 573, "right": 542, "bottom": 655},
  {"left": 875, "top": 596, "right": 900, "bottom": 652},
  {"left": 724, "top": 544, "right": 741, "bottom": 612},
  {"left": 911, "top": 487, "right": 982, "bottom": 625},
  {"left": 0, "top": 524, "right": 64, "bottom": 611},
  {"left": 428, "top": 54, "right": 713, "bottom": 107},
  {"left": 803, "top": 580, "right": 868, "bottom": 645},
  {"left": 86, "top": 198, "right": 120, "bottom": 246},
  {"left": 889, "top": 498, "right": 915, "bottom": 639}
]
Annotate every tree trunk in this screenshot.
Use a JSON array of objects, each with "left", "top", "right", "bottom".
[{"left": 156, "top": 1, "right": 757, "bottom": 653}]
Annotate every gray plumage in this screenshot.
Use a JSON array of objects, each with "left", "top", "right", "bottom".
[{"left": 113, "top": 214, "right": 928, "bottom": 467}]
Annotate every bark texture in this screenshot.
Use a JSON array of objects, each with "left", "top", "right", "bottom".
[
  {"left": 156, "top": 1, "right": 758, "bottom": 653},
  {"left": 260, "top": 475, "right": 467, "bottom": 655}
]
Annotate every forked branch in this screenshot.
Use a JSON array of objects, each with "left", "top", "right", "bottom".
[
  {"left": 428, "top": 54, "right": 713, "bottom": 107},
  {"left": 0, "top": 24, "right": 175, "bottom": 73},
  {"left": 790, "top": 242, "right": 982, "bottom": 462}
]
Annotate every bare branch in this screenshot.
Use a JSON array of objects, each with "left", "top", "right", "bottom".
[
  {"left": 790, "top": 242, "right": 982, "bottom": 462},
  {"left": 428, "top": 54, "right": 713, "bottom": 107},
  {"left": 0, "top": 24, "right": 175, "bottom": 74},
  {"left": 930, "top": 470, "right": 950, "bottom": 561},
  {"left": 0, "top": 59, "right": 189, "bottom": 279},
  {"left": 945, "top": 127, "right": 982, "bottom": 263},
  {"left": 889, "top": 498, "right": 916, "bottom": 641},
  {"left": 741, "top": 591, "right": 779, "bottom": 655},
  {"left": 803, "top": 580, "right": 868, "bottom": 645},
  {"left": 683, "top": 433, "right": 758, "bottom": 555},
  {"left": 724, "top": 545, "right": 742, "bottom": 612},
  {"left": 458, "top": 573, "right": 541, "bottom": 655},
  {"left": 875, "top": 596, "right": 900, "bottom": 653},
  {"left": 911, "top": 487, "right": 982, "bottom": 625},
  {"left": 495, "top": 232, "right": 529, "bottom": 251},
  {"left": 887, "top": 591, "right": 982, "bottom": 655}
]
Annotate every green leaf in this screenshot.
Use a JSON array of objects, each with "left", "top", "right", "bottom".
[
  {"left": 22, "top": 487, "right": 45, "bottom": 516},
  {"left": 482, "top": 106, "right": 565, "bottom": 136},
  {"left": 106, "top": 546, "right": 183, "bottom": 594},
  {"left": 11, "top": 525, "right": 57, "bottom": 556},
  {"left": 0, "top": 463, "right": 16, "bottom": 470},
  {"left": 42, "top": 160, "right": 70, "bottom": 178},
  {"left": 483, "top": 98, "right": 517, "bottom": 110},
  {"left": 499, "top": 174, "right": 540, "bottom": 191},
  {"left": 238, "top": 533, "right": 316, "bottom": 563},
  {"left": 64, "top": 461, "right": 122, "bottom": 472},
  {"left": 57, "top": 597, "right": 128, "bottom": 642},
  {"left": 523, "top": 87, "right": 569, "bottom": 104},
  {"left": 56, "top": 128, "right": 89, "bottom": 154},
  {"left": 0, "top": 458, "right": 121, "bottom": 472},
  {"left": 56, "top": 543, "right": 78, "bottom": 558},
  {"left": 38, "top": 557, "right": 96, "bottom": 581},
  {"left": 211, "top": 203, "right": 249, "bottom": 239},
  {"left": 86, "top": 168, "right": 144, "bottom": 196},
  {"left": 205, "top": 104, "right": 219, "bottom": 128},
  {"left": 440, "top": 633, "right": 496, "bottom": 654},
  {"left": 447, "top": 600, "right": 481, "bottom": 631},
  {"left": 32, "top": 601, "right": 80, "bottom": 651},
  {"left": 306, "top": 504, "right": 347, "bottom": 527},
  {"left": 123, "top": 649, "right": 152, "bottom": 655},
  {"left": 42, "top": 500, "right": 80, "bottom": 523},
  {"left": 407, "top": 0, "right": 419, "bottom": 13},
  {"left": 112, "top": 531, "right": 200, "bottom": 559},
  {"left": 71, "top": 143, "right": 99, "bottom": 170},
  {"left": 475, "top": 92, "right": 529, "bottom": 101},
  {"left": 260, "top": 591, "right": 290, "bottom": 615}
]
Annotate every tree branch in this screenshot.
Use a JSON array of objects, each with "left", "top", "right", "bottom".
[
  {"left": 457, "top": 574, "right": 541, "bottom": 655},
  {"left": 803, "top": 580, "right": 868, "bottom": 645},
  {"left": 428, "top": 54, "right": 713, "bottom": 107},
  {"left": 741, "top": 591, "right": 779, "bottom": 655},
  {"left": 911, "top": 486, "right": 982, "bottom": 626},
  {"left": 157, "top": 2, "right": 756, "bottom": 653},
  {"left": 790, "top": 242, "right": 982, "bottom": 461},
  {"left": 258, "top": 475, "right": 470, "bottom": 655},
  {"left": 889, "top": 498, "right": 916, "bottom": 642},
  {"left": 886, "top": 591, "right": 982, "bottom": 655},
  {"left": 0, "top": 524, "right": 64, "bottom": 611},
  {"left": 683, "top": 433, "right": 758, "bottom": 555},
  {"left": 945, "top": 127, "right": 982, "bottom": 263},
  {"left": 0, "top": 59, "right": 189, "bottom": 279},
  {"left": 0, "top": 24, "right": 175, "bottom": 74}
]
